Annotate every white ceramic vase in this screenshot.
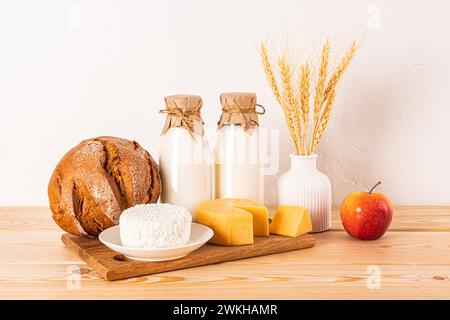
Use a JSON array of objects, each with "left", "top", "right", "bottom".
[{"left": 278, "top": 153, "right": 332, "bottom": 233}]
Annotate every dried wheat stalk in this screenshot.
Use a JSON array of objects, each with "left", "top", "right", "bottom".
[
  {"left": 311, "top": 89, "right": 336, "bottom": 151},
  {"left": 261, "top": 44, "right": 300, "bottom": 154},
  {"left": 279, "top": 57, "right": 302, "bottom": 154},
  {"left": 300, "top": 63, "right": 311, "bottom": 154},
  {"left": 323, "top": 40, "right": 357, "bottom": 103},
  {"left": 260, "top": 39, "right": 357, "bottom": 155},
  {"left": 309, "top": 40, "right": 330, "bottom": 154},
  {"left": 260, "top": 43, "right": 282, "bottom": 105},
  {"left": 309, "top": 41, "right": 357, "bottom": 153}
]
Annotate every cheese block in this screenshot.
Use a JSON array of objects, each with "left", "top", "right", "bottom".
[
  {"left": 196, "top": 201, "right": 253, "bottom": 245},
  {"left": 229, "top": 199, "right": 269, "bottom": 237},
  {"left": 195, "top": 199, "right": 269, "bottom": 245},
  {"left": 269, "top": 205, "right": 312, "bottom": 237}
]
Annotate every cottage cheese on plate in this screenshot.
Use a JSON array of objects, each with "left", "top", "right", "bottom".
[{"left": 119, "top": 204, "right": 192, "bottom": 248}]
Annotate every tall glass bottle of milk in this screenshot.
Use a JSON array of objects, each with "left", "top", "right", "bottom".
[
  {"left": 159, "top": 94, "right": 212, "bottom": 220},
  {"left": 215, "top": 92, "right": 265, "bottom": 201}
]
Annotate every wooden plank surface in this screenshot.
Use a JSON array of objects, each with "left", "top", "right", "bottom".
[
  {"left": 61, "top": 233, "right": 315, "bottom": 281},
  {"left": 2, "top": 205, "right": 449, "bottom": 232},
  {"left": 331, "top": 205, "right": 450, "bottom": 232},
  {"left": 0, "top": 206, "right": 449, "bottom": 299}
]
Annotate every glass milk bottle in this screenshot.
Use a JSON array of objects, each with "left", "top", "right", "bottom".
[
  {"left": 215, "top": 92, "right": 265, "bottom": 202},
  {"left": 159, "top": 94, "right": 212, "bottom": 220}
]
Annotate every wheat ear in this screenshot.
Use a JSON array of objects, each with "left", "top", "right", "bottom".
[
  {"left": 309, "top": 40, "right": 330, "bottom": 154},
  {"left": 310, "top": 40, "right": 357, "bottom": 154},
  {"left": 311, "top": 89, "right": 336, "bottom": 151},
  {"left": 300, "top": 63, "right": 311, "bottom": 155},
  {"left": 279, "top": 57, "right": 301, "bottom": 154},
  {"left": 323, "top": 40, "right": 357, "bottom": 103},
  {"left": 260, "top": 43, "right": 282, "bottom": 105},
  {"left": 261, "top": 43, "right": 299, "bottom": 154}
]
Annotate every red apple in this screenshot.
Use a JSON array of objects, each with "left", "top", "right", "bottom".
[{"left": 340, "top": 182, "right": 393, "bottom": 240}]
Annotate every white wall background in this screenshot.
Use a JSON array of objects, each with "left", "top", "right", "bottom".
[{"left": 0, "top": 0, "right": 449, "bottom": 206}]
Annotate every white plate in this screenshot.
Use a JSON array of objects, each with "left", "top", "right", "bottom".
[{"left": 99, "top": 223, "right": 214, "bottom": 262}]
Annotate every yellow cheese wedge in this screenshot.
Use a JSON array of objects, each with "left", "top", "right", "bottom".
[
  {"left": 269, "top": 205, "right": 312, "bottom": 237},
  {"left": 195, "top": 199, "right": 269, "bottom": 245}
]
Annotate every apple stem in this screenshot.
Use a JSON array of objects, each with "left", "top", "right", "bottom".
[{"left": 368, "top": 181, "right": 382, "bottom": 194}]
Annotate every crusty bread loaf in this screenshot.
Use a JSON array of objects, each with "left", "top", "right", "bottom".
[{"left": 48, "top": 136, "right": 161, "bottom": 237}]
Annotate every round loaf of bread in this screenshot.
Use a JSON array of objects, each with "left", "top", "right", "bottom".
[{"left": 48, "top": 136, "right": 161, "bottom": 237}]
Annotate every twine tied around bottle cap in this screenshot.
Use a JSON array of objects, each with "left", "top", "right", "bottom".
[
  {"left": 159, "top": 95, "right": 205, "bottom": 140},
  {"left": 217, "top": 92, "right": 265, "bottom": 131}
]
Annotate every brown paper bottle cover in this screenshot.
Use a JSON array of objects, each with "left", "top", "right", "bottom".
[
  {"left": 218, "top": 92, "right": 265, "bottom": 131},
  {"left": 160, "top": 94, "right": 205, "bottom": 137}
]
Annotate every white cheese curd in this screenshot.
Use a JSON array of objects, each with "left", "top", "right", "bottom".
[{"left": 119, "top": 204, "right": 192, "bottom": 248}]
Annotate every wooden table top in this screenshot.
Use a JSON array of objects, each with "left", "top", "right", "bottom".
[{"left": 1, "top": 206, "right": 449, "bottom": 299}]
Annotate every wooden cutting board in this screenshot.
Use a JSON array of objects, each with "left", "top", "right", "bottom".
[{"left": 62, "top": 233, "right": 315, "bottom": 281}]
